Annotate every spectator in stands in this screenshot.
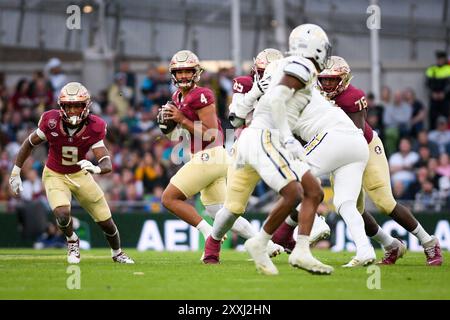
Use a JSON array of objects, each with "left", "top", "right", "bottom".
[
  {"left": 108, "top": 72, "right": 132, "bottom": 118},
  {"left": 427, "top": 158, "right": 442, "bottom": 187},
  {"left": 404, "top": 88, "right": 426, "bottom": 138},
  {"left": 414, "top": 179, "right": 441, "bottom": 212},
  {"left": 118, "top": 60, "right": 136, "bottom": 106},
  {"left": 414, "top": 145, "right": 433, "bottom": 169},
  {"left": 436, "top": 153, "right": 450, "bottom": 178},
  {"left": 21, "top": 169, "right": 44, "bottom": 201},
  {"left": 383, "top": 90, "right": 412, "bottom": 155},
  {"left": 413, "top": 129, "right": 440, "bottom": 158},
  {"left": 389, "top": 137, "right": 419, "bottom": 187},
  {"left": 141, "top": 66, "right": 158, "bottom": 110},
  {"left": 426, "top": 50, "right": 450, "bottom": 130},
  {"left": 428, "top": 116, "right": 450, "bottom": 154},
  {"left": 29, "top": 76, "right": 53, "bottom": 115},
  {"left": 45, "top": 57, "right": 67, "bottom": 103},
  {"left": 10, "top": 79, "right": 33, "bottom": 112},
  {"left": 135, "top": 152, "right": 167, "bottom": 195},
  {"left": 366, "top": 92, "right": 385, "bottom": 140}
]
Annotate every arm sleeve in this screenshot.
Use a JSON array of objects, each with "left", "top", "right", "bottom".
[
  {"left": 268, "top": 85, "right": 295, "bottom": 139},
  {"left": 91, "top": 140, "right": 105, "bottom": 149},
  {"left": 283, "top": 61, "right": 312, "bottom": 84},
  {"left": 229, "top": 92, "right": 254, "bottom": 119},
  {"left": 35, "top": 128, "right": 47, "bottom": 141}
]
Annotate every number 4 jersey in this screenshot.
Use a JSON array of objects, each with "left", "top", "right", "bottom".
[
  {"left": 333, "top": 84, "right": 373, "bottom": 144},
  {"left": 37, "top": 109, "right": 107, "bottom": 174}
]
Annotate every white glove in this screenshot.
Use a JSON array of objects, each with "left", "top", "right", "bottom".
[
  {"left": 284, "top": 136, "right": 307, "bottom": 161},
  {"left": 77, "top": 160, "right": 101, "bottom": 174},
  {"left": 255, "top": 72, "right": 271, "bottom": 94},
  {"left": 244, "top": 73, "right": 270, "bottom": 105},
  {"left": 9, "top": 165, "right": 23, "bottom": 195}
]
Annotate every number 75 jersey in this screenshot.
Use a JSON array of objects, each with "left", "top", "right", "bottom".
[{"left": 37, "top": 109, "right": 107, "bottom": 174}]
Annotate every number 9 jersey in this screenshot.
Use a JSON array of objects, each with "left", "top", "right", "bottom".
[{"left": 37, "top": 109, "right": 107, "bottom": 174}]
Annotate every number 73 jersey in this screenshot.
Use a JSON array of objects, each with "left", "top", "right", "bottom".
[{"left": 37, "top": 109, "right": 107, "bottom": 174}]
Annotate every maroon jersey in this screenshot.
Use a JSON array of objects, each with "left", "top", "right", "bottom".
[
  {"left": 232, "top": 75, "right": 253, "bottom": 94},
  {"left": 171, "top": 86, "right": 223, "bottom": 154},
  {"left": 38, "top": 109, "right": 106, "bottom": 174},
  {"left": 231, "top": 75, "right": 253, "bottom": 139},
  {"left": 333, "top": 84, "right": 373, "bottom": 144}
]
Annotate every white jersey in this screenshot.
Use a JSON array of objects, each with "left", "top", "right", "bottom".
[{"left": 250, "top": 55, "right": 355, "bottom": 142}]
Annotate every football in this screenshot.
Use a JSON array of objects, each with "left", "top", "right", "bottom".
[{"left": 158, "top": 101, "right": 177, "bottom": 134}]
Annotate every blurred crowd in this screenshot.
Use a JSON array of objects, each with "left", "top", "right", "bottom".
[{"left": 0, "top": 52, "right": 450, "bottom": 215}]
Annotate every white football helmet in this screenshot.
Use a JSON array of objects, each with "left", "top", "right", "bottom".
[{"left": 288, "top": 24, "right": 331, "bottom": 72}]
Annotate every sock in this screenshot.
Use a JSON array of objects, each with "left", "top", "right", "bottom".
[
  {"left": 296, "top": 234, "right": 310, "bottom": 250},
  {"left": 231, "top": 217, "right": 257, "bottom": 239},
  {"left": 338, "top": 201, "right": 373, "bottom": 256},
  {"left": 285, "top": 215, "right": 298, "bottom": 228},
  {"left": 211, "top": 207, "right": 237, "bottom": 241},
  {"left": 196, "top": 220, "right": 212, "bottom": 240},
  {"left": 204, "top": 204, "right": 222, "bottom": 219},
  {"left": 255, "top": 229, "right": 271, "bottom": 246},
  {"left": 111, "top": 249, "right": 121, "bottom": 257},
  {"left": 412, "top": 224, "right": 433, "bottom": 245},
  {"left": 66, "top": 233, "right": 78, "bottom": 241},
  {"left": 372, "top": 226, "right": 395, "bottom": 248}
]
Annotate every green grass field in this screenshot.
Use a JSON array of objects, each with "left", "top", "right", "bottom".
[{"left": 0, "top": 249, "right": 448, "bottom": 300}]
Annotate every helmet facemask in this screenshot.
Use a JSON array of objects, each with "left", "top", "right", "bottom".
[
  {"left": 60, "top": 102, "right": 90, "bottom": 127},
  {"left": 169, "top": 50, "right": 203, "bottom": 89},
  {"left": 318, "top": 55, "right": 353, "bottom": 98},
  {"left": 58, "top": 82, "right": 92, "bottom": 127},
  {"left": 171, "top": 67, "right": 203, "bottom": 89}
]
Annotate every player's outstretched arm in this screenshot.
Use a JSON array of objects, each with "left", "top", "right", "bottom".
[{"left": 9, "top": 132, "right": 45, "bottom": 195}]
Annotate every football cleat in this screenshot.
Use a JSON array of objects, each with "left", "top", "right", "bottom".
[
  {"left": 67, "top": 239, "right": 81, "bottom": 264},
  {"left": 266, "top": 240, "right": 284, "bottom": 258},
  {"left": 423, "top": 236, "right": 443, "bottom": 266},
  {"left": 342, "top": 249, "right": 376, "bottom": 268},
  {"left": 112, "top": 252, "right": 135, "bottom": 264},
  {"left": 310, "top": 214, "right": 331, "bottom": 246},
  {"left": 377, "top": 238, "right": 407, "bottom": 265},
  {"left": 245, "top": 237, "right": 279, "bottom": 275},
  {"left": 202, "top": 236, "right": 221, "bottom": 264},
  {"left": 288, "top": 246, "right": 333, "bottom": 275}
]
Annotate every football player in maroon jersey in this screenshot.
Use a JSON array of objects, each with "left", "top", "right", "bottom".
[
  {"left": 159, "top": 50, "right": 284, "bottom": 259},
  {"left": 158, "top": 50, "right": 236, "bottom": 243},
  {"left": 9, "top": 82, "right": 134, "bottom": 264},
  {"left": 317, "top": 56, "right": 442, "bottom": 266}
]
